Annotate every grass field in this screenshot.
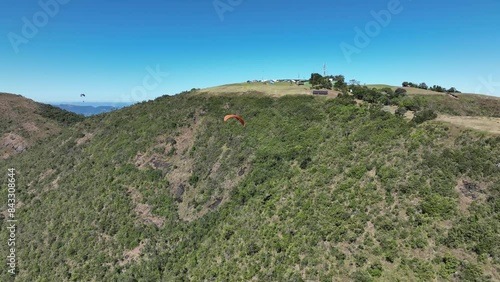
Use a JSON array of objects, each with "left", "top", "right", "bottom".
[
  {"left": 204, "top": 83, "right": 452, "bottom": 97},
  {"left": 436, "top": 115, "right": 500, "bottom": 134},
  {"left": 200, "top": 82, "right": 340, "bottom": 97},
  {"left": 382, "top": 104, "right": 500, "bottom": 134}
]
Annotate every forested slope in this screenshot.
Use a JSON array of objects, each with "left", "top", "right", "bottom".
[{"left": 1, "top": 91, "right": 498, "bottom": 281}]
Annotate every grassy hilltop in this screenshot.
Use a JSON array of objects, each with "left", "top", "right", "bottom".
[{"left": 0, "top": 88, "right": 499, "bottom": 281}]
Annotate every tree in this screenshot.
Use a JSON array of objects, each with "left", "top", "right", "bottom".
[
  {"left": 447, "top": 87, "right": 460, "bottom": 93},
  {"left": 418, "top": 83, "right": 428, "bottom": 90},
  {"left": 323, "top": 80, "right": 333, "bottom": 90},
  {"left": 334, "top": 80, "right": 347, "bottom": 91},
  {"left": 332, "top": 75, "right": 345, "bottom": 82},
  {"left": 429, "top": 85, "right": 445, "bottom": 92},
  {"left": 309, "top": 73, "right": 323, "bottom": 86},
  {"left": 309, "top": 73, "right": 333, "bottom": 90},
  {"left": 402, "top": 81, "right": 409, "bottom": 87},
  {"left": 349, "top": 79, "right": 360, "bottom": 85}
]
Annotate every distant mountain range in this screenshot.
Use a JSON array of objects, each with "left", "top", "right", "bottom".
[{"left": 52, "top": 103, "right": 131, "bottom": 116}]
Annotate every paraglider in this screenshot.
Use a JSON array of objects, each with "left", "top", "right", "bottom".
[
  {"left": 224, "top": 114, "right": 245, "bottom": 126},
  {"left": 80, "top": 93, "right": 85, "bottom": 102}
]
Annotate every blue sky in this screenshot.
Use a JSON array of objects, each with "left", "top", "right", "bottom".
[{"left": 1, "top": 0, "right": 499, "bottom": 103}]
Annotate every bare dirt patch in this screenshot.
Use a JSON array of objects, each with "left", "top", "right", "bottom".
[
  {"left": 366, "top": 168, "right": 377, "bottom": 178},
  {"left": 1, "top": 133, "right": 28, "bottom": 159},
  {"left": 1, "top": 133, "right": 28, "bottom": 152},
  {"left": 126, "top": 186, "right": 165, "bottom": 228},
  {"left": 118, "top": 239, "right": 148, "bottom": 266},
  {"left": 381, "top": 105, "right": 414, "bottom": 119},
  {"left": 22, "top": 122, "right": 39, "bottom": 132},
  {"left": 455, "top": 179, "right": 486, "bottom": 213},
  {"left": 76, "top": 132, "right": 94, "bottom": 146},
  {"left": 133, "top": 116, "right": 200, "bottom": 221},
  {"left": 365, "top": 221, "right": 376, "bottom": 237},
  {"left": 39, "top": 169, "right": 56, "bottom": 181},
  {"left": 41, "top": 175, "right": 61, "bottom": 193}
]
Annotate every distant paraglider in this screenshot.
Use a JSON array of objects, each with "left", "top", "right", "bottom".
[
  {"left": 80, "top": 93, "right": 86, "bottom": 102},
  {"left": 224, "top": 114, "right": 245, "bottom": 126}
]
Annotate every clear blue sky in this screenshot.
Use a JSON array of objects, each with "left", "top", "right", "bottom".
[{"left": 1, "top": 0, "right": 499, "bottom": 103}]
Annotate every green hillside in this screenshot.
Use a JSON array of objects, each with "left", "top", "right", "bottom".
[
  {"left": 407, "top": 94, "right": 500, "bottom": 117},
  {"left": 1, "top": 90, "right": 499, "bottom": 281},
  {"left": 0, "top": 93, "right": 84, "bottom": 160}
]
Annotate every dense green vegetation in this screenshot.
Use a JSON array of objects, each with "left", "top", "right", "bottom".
[
  {"left": 350, "top": 85, "right": 406, "bottom": 105},
  {"left": 309, "top": 73, "right": 333, "bottom": 90},
  {"left": 1, "top": 91, "right": 499, "bottom": 281},
  {"left": 402, "top": 82, "right": 460, "bottom": 93},
  {"left": 38, "top": 103, "right": 85, "bottom": 125}
]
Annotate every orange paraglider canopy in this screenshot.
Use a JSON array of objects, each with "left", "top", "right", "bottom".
[{"left": 224, "top": 114, "right": 245, "bottom": 126}]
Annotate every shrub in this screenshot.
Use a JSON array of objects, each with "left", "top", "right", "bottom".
[
  {"left": 460, "top": 262, "right": 484, "bottom": 281},
  {"left": 399, "top": 97, "right": 421, "bottom": 111},
  {"left": 380, "top": 87, "right": 394, "bottom": 96},
  {"left": 368, "top": 262, "right": 383, "bottom": 278},
  {"left": 420, "top": 193, "right": 455, "bottom": 218},
  {"left": 438, "top": 253, "right": 460, "bottom": 279},
  {"left": 412, "top": 109, "right": 437, "bottom": 124},
  {"left": 351, "top": 271, "right": 373, "bottom": 282},
  {"left": 395, "top": 88, "right": 407, "bottom": 96},
  {"left": 395, "top": 107, "right": 407, "bottom": 117}
]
